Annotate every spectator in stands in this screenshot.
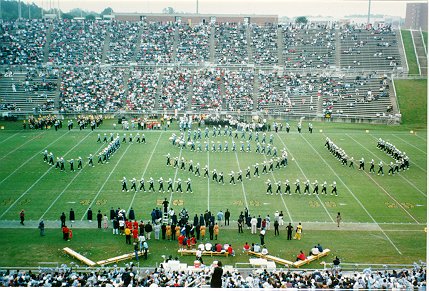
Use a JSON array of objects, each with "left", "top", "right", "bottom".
[
  {"left": 210, "top": 261, "right": 223, "bottom": 288},
  {"left": 333, "top": 256, "right": 341, "bottom": 267}
]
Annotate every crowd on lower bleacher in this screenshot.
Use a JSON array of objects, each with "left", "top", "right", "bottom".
[{"left": 0, "top": 262, "right": 425, "bottom": 288}]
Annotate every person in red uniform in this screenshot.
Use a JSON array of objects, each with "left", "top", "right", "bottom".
[
  {"left": 296, "top": 250, "right": 306, "bottom": 261},
  {"left": 227, "top": 244, "right": 235, "bottom": 256},
  {"left": 132, "top": 227, "right": 139, "bottom": 242},
  {"left": 215, "top": 243, "right": 222, "bottom": 252},
  {"left": 62, "top": 225, "right": 70, "bottom": 241},
  {"left": 178, "top": 234, "right": 185, "bottom": 248},
  {"left": 243, "top": 242, "right": 250, "bottom": 252}
]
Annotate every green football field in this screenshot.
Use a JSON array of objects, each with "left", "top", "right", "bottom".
[{"left": 0, "top": 119, "right": 426, "bottom": 267}]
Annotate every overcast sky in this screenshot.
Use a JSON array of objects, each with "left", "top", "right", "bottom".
[{"left": 31, "top": 0, "right": 426, "bottom": 18}]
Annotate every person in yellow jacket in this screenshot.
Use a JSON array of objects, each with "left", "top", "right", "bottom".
[
  {"left": 200, "top": 225, "right": 206, "bottom": 240},
  {"left": 166, "top": 224, "right": 172, "bottom": 240},
  {"left": 214, "top": 223, "right": 219, "bottom": 240},
  {"left": 125, "top": 227, "right": 132, "bottom": 244},
  {"left": 175, "top": 225, "right": 181, "bottom": 239},
  {"left": 294, "top": 222, "right": 303, "bottom": 240}
]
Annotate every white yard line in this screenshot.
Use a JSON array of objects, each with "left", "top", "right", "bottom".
[
  {"left": 366, "top": 137, "right": 427, "bottom": 197},
  {"left": 168, "top": 148, "right": 183, "bottom": 207},
  {"left": 346, "top": 134, "right": 426, "bottom": 223},
  {"left": 39, "top": 143, "right": 106, "bottom": 220},
  {"left": 370, "top": 134, "right": 427, "bottom": 173},
  {"left": 0, "top": 131, "right": 23, "bottom": 145},
  {"left": 0, "top": 131, "right": 92, "bottom": 219},
  {"left": 0, "top": 131, "right": 46, "bottom": 161},
  {"left": 207, "top": 148, "right": 211, "bottom": 211},
  {"left": 371, "top": 135, "right": 427, "bottom": 197},
  {"left": 300, "top": 134, "right": 403, "bottom": 255},
  {"left": 0, "top": 131, "right": 70, "bottom": 186},
  {"left": 276, "top": 133, "right": 334, "bottom": 223},
  {"left": 392, "top": 134, "right": 427, "bottom": 155},
  {"left": 127, "top": 132, "right": 163, "bottom": 213},
  {"left": 80, "top": 143, "right": 132, "bottom": 221},
  {"left": 231, "top": 137, "right": 249, "bottom": 211},
  {"left": 413, "top": 132, "right": 427, "bottom": 142}
]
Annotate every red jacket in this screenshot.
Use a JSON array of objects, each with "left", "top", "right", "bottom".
[{"left": 297, "top": 252, "right": 306, "bottom": 261}]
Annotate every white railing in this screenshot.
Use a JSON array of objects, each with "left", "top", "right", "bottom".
[
  {"left": 409, "top": 28, "right": 422, "bottom": 76},
  {"left": 398, "top": 27, "right": 409, "bottom": 74}
]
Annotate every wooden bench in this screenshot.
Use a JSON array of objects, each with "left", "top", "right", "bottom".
[
  {"left": 178, "top": 249, "right": 229, "bottom": 257},
  {"left": 247, "top": 251, "right": 294, "bottom": 266},
  {"left": 63, "top": 247, "right": 96, "bottom": 267},
  {"left": 247, "top": 250, "right": 265, "bottom": 258},
  {"left": 293, "top": 249, "right": 331, "bottom": 268},
  {"left": 96, "top": 251, "right": 147, "bottom": 266},
  {"left": 264, "top": 255, "right": 294, "bottom": 266}
]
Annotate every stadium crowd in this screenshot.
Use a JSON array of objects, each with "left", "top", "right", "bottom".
[{"left": 0, "top": 263, "right": 425, "bottom": 288}]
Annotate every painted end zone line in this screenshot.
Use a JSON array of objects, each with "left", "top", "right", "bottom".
[
  {"left": 80, "top": 143, "right": 132, "bottom": 221},
  {"left": 127, "top": 132, "right": 163, "bottom": 213},
  {"left": 300, "top": 134, "right": 402, "bottom": 255}
]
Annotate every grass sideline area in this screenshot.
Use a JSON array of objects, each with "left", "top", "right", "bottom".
[
  {"left": 395, "top": 79, "right": 427, "bottom": 127},
  {"left": 0, "top": 118, "right": 426, "bottom": 268},
  {"left": 401, "top": 30, "right": 420, "bottom": 75},
  {"left": 0, "top": 225, "right": 426, "bottom": 267}
]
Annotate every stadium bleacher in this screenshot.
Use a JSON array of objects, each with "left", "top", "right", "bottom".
[
  {"left": 0, "top": 19, "right": 404, "bottom": 122},
  {"left": 0, "top": 261, "right": 425, "bottom": 287}
]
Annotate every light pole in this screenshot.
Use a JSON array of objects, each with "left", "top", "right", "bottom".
[{"left": 367, "top": 0, "right": 371, "bottom": 24}]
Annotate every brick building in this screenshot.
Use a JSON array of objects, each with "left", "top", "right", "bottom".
[{"left": 404, "top": 3, "right": 428, "bottom": 30}]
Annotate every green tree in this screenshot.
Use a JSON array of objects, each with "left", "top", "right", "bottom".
[
  {"left": 85, "top": 14, "right": 96, "bottom": 20},
  {"left": 162, "top": 7, "right": 175, "bottom": 14},
  {"left": 61, "top": 13, "right": 73, "bottom": 19},
  {"left": 295, "top": 16, "right": 308, "bottom": 24},
  {"left": 101, "top": 7, "right": 113, "bottom": 15}
]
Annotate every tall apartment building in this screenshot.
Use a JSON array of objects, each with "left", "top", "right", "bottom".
[{"left": 404, "top": 3, "right": 428, "bottom": 30}]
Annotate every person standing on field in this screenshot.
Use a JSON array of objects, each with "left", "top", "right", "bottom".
[
  {"left": 294, "top": 222, "right": 303, "bottom": 240},
  {"left": 336, "top": 212, "right": 342, "bottom": 227},
  {"left": 19, "top": 210, "right": 25, "bottom": 225},
  {"left": 286, "top": 222, "right": 293, "bottom": 240},
  {"left": 38, "top": 219, "right": 45, "bottom": 236}
]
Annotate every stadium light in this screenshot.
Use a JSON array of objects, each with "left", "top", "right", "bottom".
[{"left": 367, "top": 0, "right": 371, "bottom": 24}]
